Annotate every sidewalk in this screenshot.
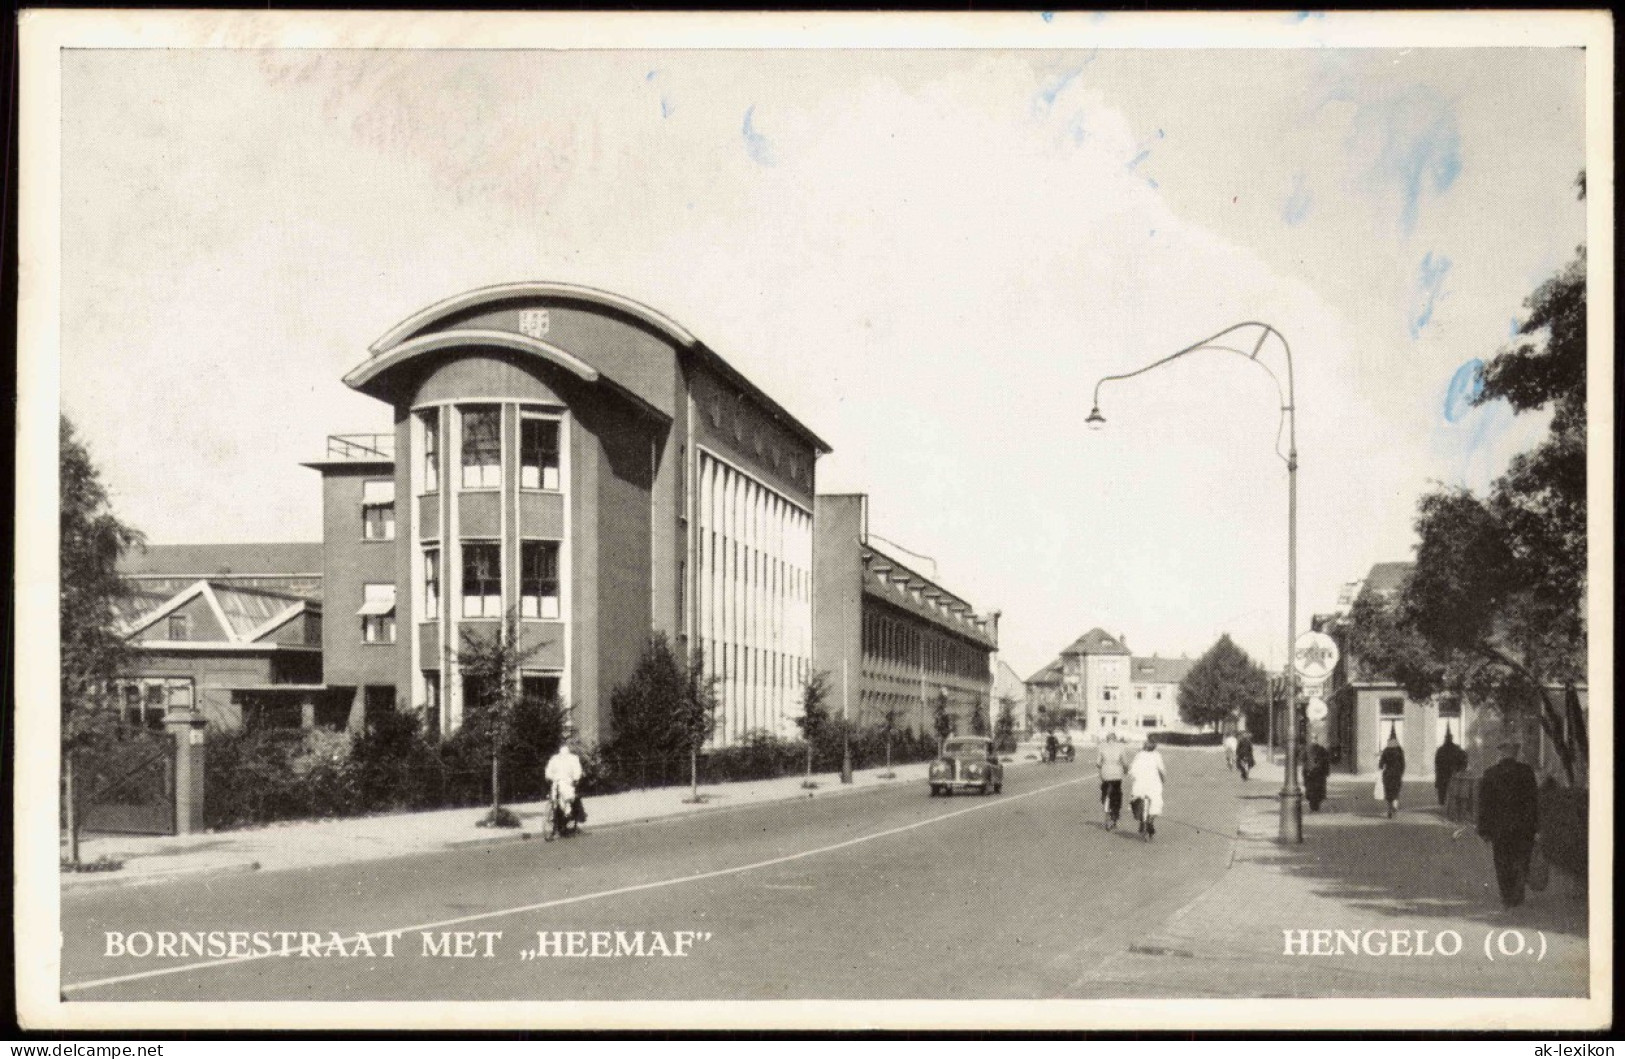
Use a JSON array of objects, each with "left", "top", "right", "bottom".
[
  {"left": 64, "top": 751, "right": 1038, "bottom": 891},
  {"left": 1075, "top": 763, "right": 1590, "bottom": 1000}
]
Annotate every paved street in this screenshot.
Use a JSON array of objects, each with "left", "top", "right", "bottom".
[
  {"left": 60, "top": 747, "right": 1590, "bottom": 1003},
  {"left": 63, "top": 749, "right": 1240, "bottom": 1001}
]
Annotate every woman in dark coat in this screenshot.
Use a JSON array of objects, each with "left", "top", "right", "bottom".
[
  {"left": 1304, "top": 742, "right": 1332, "bottom": 812},
  {"left": 1235, "top": 733, "right": 1255, "bottom": 780},
  {"left": 1378, "top": 732, "right": 1406, "bottom": 818}
]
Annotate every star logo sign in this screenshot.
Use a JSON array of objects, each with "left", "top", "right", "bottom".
[{"left": 1297, "top": 643, "right": 1333, "bottom": 671}]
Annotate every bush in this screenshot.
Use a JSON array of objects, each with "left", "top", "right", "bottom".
[{"left": 1539, "top": 781, "right": 1587, "bottom": 880}]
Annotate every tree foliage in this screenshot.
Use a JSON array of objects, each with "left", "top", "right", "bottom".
[
  {"left": 456, "top": 616, "right": 560, "bottom": 818},
  {"left": 1359, "top": 177, "right": 1588, "bottom": 783},
  {"left": 60, "top": 417, "right": 145, "bottom": 753},
  {"left": 606, "top": 633, "right": 719, "bottom": 759},
  {"left": 932, "top": 690, "right": 953, "bottom": 746},
  {"left": 994, "top": 697, "right": 1017, "bottom": 752},
  {"left": 1177, "top": 634, "right": 1268, "bottom": 731}
]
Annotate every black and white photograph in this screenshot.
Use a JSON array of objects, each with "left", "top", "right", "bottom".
[{"left": 14, "top": 9, "right": 1613, "bottom": 1032}]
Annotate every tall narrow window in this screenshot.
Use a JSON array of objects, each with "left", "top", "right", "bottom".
[
  {"left": 520, "top": 540, "right": 561, "bottom": 619},
  {"left": 520, "top": 417, "right": 560, "bottom": 490},
  {"left": 462, "top": 541, "right": 502, "bottom": 618},
  {"left": 423, "top": 548, "right": 440, "bottom": 616},
  {"left": 168, "top": 614, "right": 189, "bottom": 640},
  {"left": 362, "top": 479, "right": 396, "bottom": 540},
  {"left": 359, "top": 583, "right": 397, "bottom": 643},
  {"left": 422, "top": 409, "right": 440, "bottom": 493},
  {"left": 422, "top": 671, "right": 441, "bottom": 733},
  {"left": 461, "top": 406, "right": 502, "bottom": 488}
]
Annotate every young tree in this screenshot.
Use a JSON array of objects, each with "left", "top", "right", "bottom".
[
  {"left": 794, "top": 670, "right": 831, "bottom": 785},
  {"left": 60, "top": 417, "right": 145, "bottom": 866},
  {"left": 968, "top": 701, "right": 990, "bottom": 737},
  {"left": 932, "top": 689, "right": 954, "bottom": 749},
  {"left": 1178, "top": 634, "right": 1269, "bottom": 732},
  {"left": 456, "top": 616, "right": 555, "bottom": 828},
  {"left": 671, "top": 643, "right": 721, "bottom": 802},
  {"left": 879, "top": 705, "right": 900, "bottom": 777},
  {"left": 994, "top": 697, "right": 1018, "bottom": 753}
]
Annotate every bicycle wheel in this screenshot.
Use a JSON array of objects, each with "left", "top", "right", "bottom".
[{"left": 541, "top": 804, "right": 559, "bottom": 841}]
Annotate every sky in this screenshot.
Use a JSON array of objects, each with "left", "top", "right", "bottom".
[{"left": 54, "top": 23, "right": 1591, "bottom": 682}]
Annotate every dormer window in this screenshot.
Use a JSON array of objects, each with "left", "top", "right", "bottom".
[{"left": 168, "top": 614, "right": 189, "bottom": 640}]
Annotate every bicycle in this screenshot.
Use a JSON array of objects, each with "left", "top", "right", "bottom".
[{"left": 541, "top": 784, "right": 583, "bottom": 841}]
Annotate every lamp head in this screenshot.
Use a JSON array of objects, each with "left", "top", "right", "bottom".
[{"left": 1085, "top": 406, "right": 1106, "bottom": 431}]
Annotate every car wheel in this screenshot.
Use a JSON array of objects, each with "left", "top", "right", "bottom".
[
  {"left": 928, "top": 785, "right": 939, "bottom": 797},
  {"left": 979, "top": 782, "right": 991, "bottom": 796},
  {"left": 994, "top": 783, "right": 1002, "bottom": 794}
]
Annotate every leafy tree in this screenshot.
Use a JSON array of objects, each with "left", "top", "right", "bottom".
[
  {"left": 932, "top": 689, "right": 953, "bottom": 748},
  {"left": 994, "top": 697, "right": 1017, "bottom": 753},
  {"left": 878, "top": 706, "right": 900, "bottom": 775},
  {"left": 1365, "top": 179, "right": 1589, "bottom": 785},
  {"left": 968, "top": 702, "right": 989, "bottom": 736},
  {"left": 60, "top": 417, "right": 145, "bottom": 866},
  {"left": 794, "top": 670, "right": 831, "bottom": 784},
  {"left": 456, "top": 615, "right": 556, "bottom": 827},
  {"left": 1178, "top": 634, "right": 1269, "bottom": 732},
  {"left": 605, "top": 634, "right": 719, "bottom": 800}
]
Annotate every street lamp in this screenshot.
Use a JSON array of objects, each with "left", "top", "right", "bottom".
[{"left": 1086, "top": 321, "right": 1303, "bottom": 844}]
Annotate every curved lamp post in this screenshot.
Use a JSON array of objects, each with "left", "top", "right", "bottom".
[{"left": 1086, "top": 321, "right": 1303, "bottom": 844}]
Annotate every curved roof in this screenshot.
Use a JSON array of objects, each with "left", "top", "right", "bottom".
[
  {"left": 368, "top": 281, "right": 699, "bottom": 355},
  {"left": 343, "top": 329, "right": 600, "bottom": 392}
]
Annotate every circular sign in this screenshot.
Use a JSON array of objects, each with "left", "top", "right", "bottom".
[
  {"left": 1293, "top": 631, "right": 1340, "bottom": 681},
  {"left": 1306, "top": 697, "right": 1329, "bottom": 722}
]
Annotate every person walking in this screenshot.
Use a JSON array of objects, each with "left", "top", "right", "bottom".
[
  {"left": 1377, "top": 731, "right": 1406, "bottom": 818},
  {"left": 1434, "top": 728, "right": 1469, "bottom": 807},
  {"left": 1097, "top": 731, "right": 1129, "bottom": 830},
  {"left": 1303, "top": 741, "right": 1332, "bottom": 812},
  {"left": 1476, "top": 739, "right": 1541, "bottom": 909},
  {"left": 1234, "top": 731, "right": 1255, "bottom": 781},
  {"left": 1127, "top": 735, "right": 1167, "bottom": 842},
  {"left": 1222, "top": 731, "right": 1238, "bottom": 771}
]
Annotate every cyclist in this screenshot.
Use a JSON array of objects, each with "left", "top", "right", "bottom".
[{"left": 544, "top": 739, "right": 586, "bottom": 836}]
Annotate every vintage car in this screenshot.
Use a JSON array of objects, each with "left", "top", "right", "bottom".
[{"left": 928, "top": 736, "right": 1004, "bottom": 796}]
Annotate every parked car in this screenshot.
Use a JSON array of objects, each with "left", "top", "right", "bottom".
[{"left": 928, "top": 736, "right": 1004, "bottom": 796}]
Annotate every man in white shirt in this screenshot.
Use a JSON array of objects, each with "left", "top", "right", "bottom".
[
  {"left": 544, "top": 740, "right": 585, "bottom": 826},
  {"left": 1223, "top": 731, "right": 1238, "bottom": 771},
  {"left": 1097, "top": 732, "right": 1129, "bottom": 830},
  {"left": 1127, "top": 736, "right": 1168, "bottom": 842}
]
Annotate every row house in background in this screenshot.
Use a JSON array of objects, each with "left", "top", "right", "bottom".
[
  {"left": 311, "top": 282, "right": 829, "bottom": 746},
  {"left": 1312, "top": 560, "right": 1585, "bottom": 780},
  {"left": 1025, "top": 628, "right": 1199, "bottom": 737},
  {"left": 812, "top": 494, "right": 999, "bottom": 738}
]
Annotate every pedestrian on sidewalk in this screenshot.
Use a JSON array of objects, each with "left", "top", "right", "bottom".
[
  {"left": 1222, "top": 731, "right": 1238, "bottom": 771},
  {"left": 1127, "top": 736, "right": 1167, "bottom": 842},
  {"left": 1377, "top": 732, "right": 1406, "bottom": 818},
  {"left": 1303, "top": 740, "right": 1331, "bottom": 812},
  {"left": 1235, "top": 731, "right": 1254, "bottom": 781},
  {"left": 1476, "top": 739, "right": 1540, "bottom": 909},
  {"left": 1097, "top": 731, "right": 1129, "bottom": 830},
  {"left": 1434, "top": 728, "right": 1468, "bottom": 807}
]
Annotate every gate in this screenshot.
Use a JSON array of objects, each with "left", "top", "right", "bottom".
[{"left": 76, "top": 729, "right": 178, "bottom": 835}]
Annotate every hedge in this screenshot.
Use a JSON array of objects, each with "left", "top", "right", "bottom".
[{"left": 1539, "top": 781, "right": 1587, "bottom": 880}]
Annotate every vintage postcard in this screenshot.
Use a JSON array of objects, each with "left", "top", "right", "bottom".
[{"left": 14, "top": 9, "right": 1613, "bottom": 1032}]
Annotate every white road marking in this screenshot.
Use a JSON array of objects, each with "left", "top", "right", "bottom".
[{"left": 64, "top": 775, "right": 1087, "bottom": 994}]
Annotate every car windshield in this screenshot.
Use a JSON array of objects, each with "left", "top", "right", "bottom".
[{"left": 945, "top": 740, "right": 990, "bottom": 755}]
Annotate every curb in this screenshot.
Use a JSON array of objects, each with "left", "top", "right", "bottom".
[
  {"left": 440, "top": 768, "right": 939, "bottom": 852},
  {"left": 61, "top": 859, "right": 261, "bottom": 893}
]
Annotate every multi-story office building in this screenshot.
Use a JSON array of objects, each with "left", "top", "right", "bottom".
[
  {"left": 812, "top": 494, "right": 998, "bottom": 737},
  {"left": 308, "top": 282, "right": 829, "bottom": 745}
]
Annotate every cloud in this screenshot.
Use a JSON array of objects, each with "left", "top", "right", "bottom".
[
  {"left": 1410, "top": 251, "right": 1452, "bottom": 338},
  {"left": 742, "top": 104, "right": 776, "bottom": 166},
  {"left": 1282, "top": 173, "right": 1313, "bottom": 225}
]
